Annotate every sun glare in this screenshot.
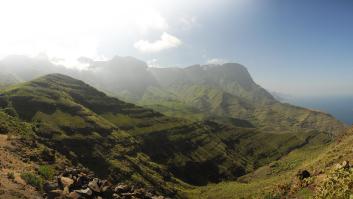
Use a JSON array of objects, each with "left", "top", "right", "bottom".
[{"left": 0, "top": 0, "right": 169, "bottom": 68}]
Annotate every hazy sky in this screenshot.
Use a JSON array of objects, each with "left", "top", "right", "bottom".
[{"left": 0, "top": 0, "right": 353, "bottom": 96}]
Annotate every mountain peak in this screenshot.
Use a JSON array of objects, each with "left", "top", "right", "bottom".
[
  {"left": 37, "top": 73, "right": 93, "bottom": 91},
  {"left": 109, "top": 55, "right": 148, "bottom": 69},
  {"left": 42, "top": 73, "right": 75, "bottom": 80},
  {"left": 41, "top": 73, "right": 87, "bottom": 82}
]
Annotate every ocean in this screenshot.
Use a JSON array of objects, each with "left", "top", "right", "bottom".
[{"left": 287, "top": 96, "right": 353, "bottom": 125}]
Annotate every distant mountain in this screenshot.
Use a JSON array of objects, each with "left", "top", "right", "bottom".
[
  {"left": 0, "top": 72, "right": 20, "bottom": 89},
  {"left": 85, "top": 56, "right": 159, "bottom": 101},
  {"left": 0, "top": 55, "right": 72, "bottom": 81},
  {"left": 75, "top": 57, "right": 344, "bottom": 136},
  {"left": 0, "top": 55, "right": 345, "bottom": 135}
]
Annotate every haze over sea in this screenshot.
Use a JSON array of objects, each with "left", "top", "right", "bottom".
[{"left": 288, "top": 96, "right": 353, "bottom": 125}]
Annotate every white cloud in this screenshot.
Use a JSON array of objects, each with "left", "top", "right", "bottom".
[
  {"left": 0, "top": 0, "right": 171, "bottom": 68},
  {"left": 206, "top": 58, "right": 229, "bottom": 65},
  {"left": 135, "top": 8, "right": 168, "bottom": 33},
  {"left": 134, "top": 32, "right": 182, "bottom": 53}
]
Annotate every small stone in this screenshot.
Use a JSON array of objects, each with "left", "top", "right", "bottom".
[
  {"left": 114, "top": 184, "right": 130, "bottom": 193},
  {"left": 88, "top": 178, "right": 101, "bottom": 192},
  {"left": 334, "top": 161, "right": 350, "bottom": 170},
  {"left": 63, "top": 187, "right": 70, "bottom": 196},
  {"left": 100, "top": 180, "right": 112, "bottom": 189},
  {"left": 68, "top": 191, "right": 81, "bottom": 199},
  {"left": 43, "top": 182, "right": 59, "bottom": 193},
  {"left": 101, "top": 186, "right": 111, "bottom": 192},
  {"left": 335, "top": 163, "right": 343, "bottom": 170},
  {"left": 75, "top": 188, "right": 92, "bottom": 196},
  {"left": 122, "top": 192, "right": 135, "bottom": 196},
  {"left": 47, "top": 189, "right": 64, "bottom": 198},
  {"left": 76, "top": 175, "right": 89, "bottom": 187},
  {"left": 341, "top": 160, "right": 350, "bottom": 169},
  {"left": 60, "top": 177, "right": 74, "bottom": 188}
]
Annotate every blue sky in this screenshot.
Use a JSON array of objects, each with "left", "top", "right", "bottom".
[
  {"left": 1, "top": 0, "right": 353, "bottom": 96},
  {"left": 101, "top": 0, "right": 353, "bottom": 96}
]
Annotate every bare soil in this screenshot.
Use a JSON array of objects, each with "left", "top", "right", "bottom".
[{"left": 0, "top": 134, "right": 42, "bottom": 199}]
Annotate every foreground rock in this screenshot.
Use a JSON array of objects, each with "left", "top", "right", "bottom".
[{"left": 43, "top": 168, "right": 167, "bottom": 199}]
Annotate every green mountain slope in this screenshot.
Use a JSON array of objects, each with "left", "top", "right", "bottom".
[
  {"left": 187, "top": 127, "right": 353, "bottom": 199},
  {"left": 0, "top": 74, "right": 184, "bottom": 196},
  {"left": 0, "top": 55, "right": 345, "bottom": 136},
  {"left": 143, "top": 64, "right": 345, "bottom": 136},
  {"left": 68, "top": 57, "right": 344, "bottom": 136},
  {"left": 0, "top": 74, "right": 337, "bottom": 197}
]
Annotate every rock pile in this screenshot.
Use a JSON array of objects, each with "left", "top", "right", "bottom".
[
  {"left": 334, "top": 160, "right": 351, "bottom": 170},
  {"left": 43, "top": 168, "right": 167, "bottom": 199}
]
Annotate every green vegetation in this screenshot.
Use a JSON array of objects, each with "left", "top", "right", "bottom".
[
  {"left": 20, "top": 172, "right": 44, "bottom": 190},
  {"left": 314, "top": 167, "right": 353, "bottom": 199},
  {"left": 108, "top": 64, "right": 345, "bottom": 137},
  {"left": 0, "top": 73, "right": 348, "bottom": 198},
  {"left": 184, "top": 142, "right": 328, "bottom": 198},
  {"left": 184, "top": 128, "right": 353, "bottom": 199},
  {"left": 7, "top": 172, "right": 15, "bottom": 180},
  {"left": 0, "top": 110, "right": 34, "bottom": 138},
  {"left": 38, "top": 165, "right": 55, "bottom": 180},
  {"left": 0, "top": 74, "right": 189, "bottom": 195}
]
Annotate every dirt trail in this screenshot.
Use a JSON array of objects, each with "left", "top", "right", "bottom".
[{"left": 0, "top": 134, "right": 42, "bottom": 199}]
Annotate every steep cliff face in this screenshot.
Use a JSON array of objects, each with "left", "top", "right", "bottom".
[
  {"left": 144, "top": 64, "right": 345, "bottom": 136},
  {"left": 149, "top": 63, "right": 275, "bottom": 104}
]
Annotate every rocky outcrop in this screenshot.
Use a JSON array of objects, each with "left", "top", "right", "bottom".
[{"left": 43, "top": 168, "right": 167, "bottom": 199}]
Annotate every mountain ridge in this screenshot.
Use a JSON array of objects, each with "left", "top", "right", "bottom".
[
  {"left": 0, "top": 72, "right": 349, "bottom": 198},
  {"left": 0, "top": 55, "right": 345, "bottom": 136},
  {"left": 0, "top": 73, "right": 340, "bottom": 193}
]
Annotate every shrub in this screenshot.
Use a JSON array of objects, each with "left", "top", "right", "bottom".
[
  {"left": 40, "top": 147, "right": 56, "bottom": 163},
  {"left": 314, "top": 167, "right": 353, "bottom": 199},
  {"left": 20, "top": 172, "right": 44, "bottom": 190},
  {"left": 3, "top": 107, "right": 18, "bottom": 117},
  {"left": 38, "top": 165, "right": 55, "bottom": 180},
  {"left": 7, "top": 172, "right": 15, "bottom": 180}
]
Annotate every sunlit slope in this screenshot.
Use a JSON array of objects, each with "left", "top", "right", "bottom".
[
  {"left": 142, "top": 64, "right": 345, "bottom": 135},
  {"left": 186, "top": 127, "right": 353, "bottom": 199},
  {"left": 0, "top": 56, "right": 345, "bottom": 136},
  {"left": 0, "top": 74, "right": 186, "bottom": 196},
  {"left": 0, "top": 74, "right": 334, "bottom": 194},
  {"left": 80, "top": 58, "right": 345, "bottom": 136}
]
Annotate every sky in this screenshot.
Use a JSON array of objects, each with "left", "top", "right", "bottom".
[{"left": 0, "top": 0, "right": 353, "bottom": 97}]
